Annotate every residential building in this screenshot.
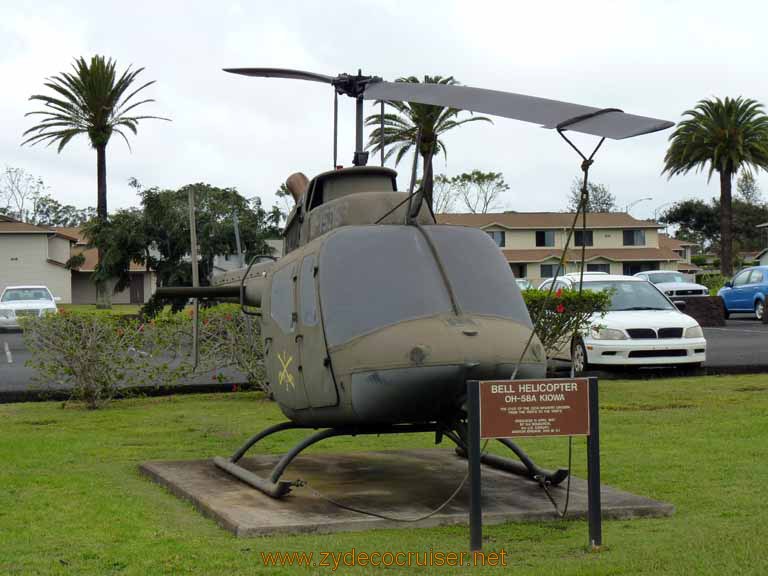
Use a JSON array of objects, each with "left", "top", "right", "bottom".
[
  {"left": 437, "top": 212, "right": 680, "bottom": 285},
  {"left": 0, "top": 215, "right": 76, "bottom": 302},
  {"left": 658, "top": 234, "right": 700, "bottom": 275},
  {"left": 52, "top": 227, "right": 157, "bottom": 304}
]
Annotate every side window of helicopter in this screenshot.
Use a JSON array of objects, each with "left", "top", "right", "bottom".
[
  {"left": 270, "top": 264, "right": 295, "bottom": 333},
  {"left": 299, "top": 255, "right": 318, "bottom": 326}
]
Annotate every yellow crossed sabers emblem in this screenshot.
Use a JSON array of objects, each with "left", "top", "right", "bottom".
[{"left": 278, "top": 351, "right": 295, "bottom": 390}]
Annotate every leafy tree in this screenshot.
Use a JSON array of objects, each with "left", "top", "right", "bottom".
[
  {"left": 663, "top": 97, "right": 768, "bottom": 275},
  {"left": 364, "top": 76, "right": 491, "bottom": 211},
  {"left": 76, "top": 183, "right": 279, "bottom": 315},
  {"left": 31, "top": 195, "right": 95, "bottom": 227},
  {"left": 661, "top": 197, "right": 768, "bottom": 252},
  {"left": 451, "top": 170, "right": 509, "bottom": 213},
  {"left": 566, "top": 179, "right": 616, "bottom": 212},
  {"left": 736, "top": 170, "right": 763, "bottom": 204}
]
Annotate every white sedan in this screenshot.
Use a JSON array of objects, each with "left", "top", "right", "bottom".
[
  {"left": 538, "top": 274, "right": 706, "bottom": 372},
  {"left": 0, "top": 285, "right": 60, "bottom": 329},
  {"left": 634, "top": 270, "right": 709, "bottom": 297}
]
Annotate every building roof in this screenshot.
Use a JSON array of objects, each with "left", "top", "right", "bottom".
[
  {"left": 501, "top": 247, "right": 680, "bottom": 263},
  {"left": 51, "top": 226, "right": 87, "bottom": 245},
  {"left": 436, "top": 211, "right": 662, "bottom": 229},
  {"left": 0, "top": 215, "right": 79, "bottom": 242},
  {"left": 658, "top": 233, "right": 697, "bottom": 249},
  {"left": 677, "top": 262, "right": 701, "bottom": 272},
  {"left": 70, "top": 246, "right": 149, "bottom": 273}
]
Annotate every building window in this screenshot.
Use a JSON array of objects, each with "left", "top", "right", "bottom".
[
  {"left": 587, "top": 263, "right": 610, "bottom": 273},
  {"left": 486, "top": 230, "right": 505, "bottom": 247},
  {"left": 574, "top": 230, "right": 593, "bottom": 247},
  {"left": 623, "top": 229, "right": 646, "bottom": 246},
  {"left": 540, "top": 263, "right": 562, "bottom": 278},
  {"left": 536, "top": 230, "right": 555, "bottom": 247},
  {"left": 622, "top": 261, "right": 656, "bottom": 276}
]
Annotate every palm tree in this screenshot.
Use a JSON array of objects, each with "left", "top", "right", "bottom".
[
  {"left": 364, "top": 75, "right": 491, "bottom": 211},
  {"left": 23, "top": 55, "right": 168, "bottom": 307},
  {"left": 663, "top": 97, "right": 768, "bottom": 275},
  {"left": 23, "top": 55, "right": 168, "bottom": 220}
]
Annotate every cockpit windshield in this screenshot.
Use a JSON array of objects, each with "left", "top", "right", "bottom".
[{"left": 319, "top": 225, "right": 531, "bottom": 347}]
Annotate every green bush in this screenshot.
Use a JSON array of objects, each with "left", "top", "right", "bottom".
[
  {"left": 21, "top": 304, "right": 266, "bottom": 408},
  {"left": 521, "top": 288, "right": 611, "bottom": 359},
  {"left": 21, "top": 310, "right": 190, "bottom": 409},
  {"left": 699, "top": 273, "right": 727, "bottom": 295}
]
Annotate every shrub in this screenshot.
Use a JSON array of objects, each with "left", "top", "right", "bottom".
[
  {"left": 196, "top": 304, "right": 266, "bottom": 391},
  {"left": 521, "top": 288, "right": 611, "bottom": 359},
  {"left": 21, "top": 310, "right": 190, "bottom": 409},
  {"left": 699, "top": 273, "right": 727, "bottom": 295}
]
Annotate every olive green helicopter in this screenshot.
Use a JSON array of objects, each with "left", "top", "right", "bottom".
[{"left": 157, "top": 68, "right": 673, "bottom": 498}]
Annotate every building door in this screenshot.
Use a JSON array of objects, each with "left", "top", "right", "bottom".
[{"left": 129, "top": 274, "right": 144, "bottom": 304}]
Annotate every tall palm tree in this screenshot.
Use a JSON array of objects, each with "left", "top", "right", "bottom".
[
  {"left": 23, "top": 55, "right": 168, "bottom": 220},
  {"left": 23, "top": 55, "right": 168, "bottom": 307},
  {"left": 663, "top": 97, "right": 768, "bottom": 275},
  {"left": 365, "top": 75, "right": 491, "bottom": 211}
]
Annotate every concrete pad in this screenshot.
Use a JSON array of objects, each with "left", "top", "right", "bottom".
[{"left": 140, "top": 449, "right": 674, "bottom": 537}]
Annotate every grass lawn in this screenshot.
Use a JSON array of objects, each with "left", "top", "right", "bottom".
[{"left": 1, "top": 374, "right": 767, "bottom": 575}]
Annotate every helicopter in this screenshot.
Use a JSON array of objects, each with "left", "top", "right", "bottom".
[{"left": 157, "top": 68, "right": 673, "bottom": 499}]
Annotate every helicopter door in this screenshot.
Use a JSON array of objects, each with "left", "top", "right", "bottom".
[
  {"left": 266, "top": 261, "right": 311, "bottom": 410},
  {"left": 296, "top": 254, "right": 338, "bottom": 407}
]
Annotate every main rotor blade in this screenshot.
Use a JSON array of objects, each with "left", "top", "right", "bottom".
[
  {"left": 224, "top": 67, "right": 336, "bottom": 85},
  {"left": 364, "top": 81, "right": 673, "bottom": 140}
]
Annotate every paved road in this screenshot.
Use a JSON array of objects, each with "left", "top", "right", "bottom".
[{"left": 2, "top": 316, "right": 766, "bottom": 399}]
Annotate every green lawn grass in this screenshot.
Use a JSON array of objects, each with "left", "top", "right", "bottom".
[{"left": 1, "top": 374, "right": 767, "bottom": 575}]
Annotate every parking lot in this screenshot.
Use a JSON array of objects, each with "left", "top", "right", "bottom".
[{"left": 1, "top": 314, "right": 766, "bottom": 400}]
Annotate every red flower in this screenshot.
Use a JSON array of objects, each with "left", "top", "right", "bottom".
[
  {"left": 224, "top": 314, "right": 232, "bottom": 321},
  {"left": 232, "top": 384, "right": 239, "bottom": 392},
  {"left": 555, "top": 288, "right": 563, "bottom": 298},
  {"left": 555, "top": 303, "right": 565, "bottom": 314}
]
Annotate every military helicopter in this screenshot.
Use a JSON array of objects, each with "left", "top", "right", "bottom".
[{"left": 157, "top": 68, "right": 673, "bottom": 499}]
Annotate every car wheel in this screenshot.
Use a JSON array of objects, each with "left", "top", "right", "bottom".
[
  {"left": 571, "top": 340, "right": 589, "bottom": 375},
  {"left": 755, "top": 300, "right": 765, "bottom": 321}
]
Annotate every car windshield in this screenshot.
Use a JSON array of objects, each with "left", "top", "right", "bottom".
[
  {"left": 647, "top": 272, "right": 687, "bottom": 284},
  {"left": 582, "top": 281, "right": 674, "bottom": 311},
  {"left": 1, "top": 288, "right": 52, "bottom": 302}
]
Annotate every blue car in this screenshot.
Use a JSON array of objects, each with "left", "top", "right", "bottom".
[{"left": 718, "top": 266, "right": 768, "bottom": 320}]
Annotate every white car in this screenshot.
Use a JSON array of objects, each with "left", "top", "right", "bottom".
[
  {"left": 0, "top": 286, "right": 60, "bottom": 329},
  {"left": 538, "top": 274, "right": 706, "bottom": 372},
  {"left": 634, "top": 270, "right": 709, "bottom": 297}
]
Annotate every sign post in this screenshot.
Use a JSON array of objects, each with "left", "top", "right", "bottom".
[
  {"left": 466, "top": 376, "right": 601, "bottom": 551},
  {"left": 467, "top": 380, "right": 482, "bottom": 551}
]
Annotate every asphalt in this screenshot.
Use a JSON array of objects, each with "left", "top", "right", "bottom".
[{"left": 2, "top": 315, "right": 767, "bottom": 402}]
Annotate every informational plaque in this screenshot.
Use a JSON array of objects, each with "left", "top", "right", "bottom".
[{"left": 478, "top": 378, "right": 590, "bottom": 438}]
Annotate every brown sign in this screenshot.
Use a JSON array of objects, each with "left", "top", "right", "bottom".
[{"left": 479, "top": 378, "right": 590, "bottom": 438}]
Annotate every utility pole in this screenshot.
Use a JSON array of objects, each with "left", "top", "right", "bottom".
[
  {"left": 188, "top": 188, "right": 200, "bottom": 369},
  {"left": 233, "top": 211, "right": 244, "bottom": 268}
]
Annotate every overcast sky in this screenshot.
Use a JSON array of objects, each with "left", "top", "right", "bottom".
[{"left": 2, "top": 0, "right": 767, "bottom": 220}]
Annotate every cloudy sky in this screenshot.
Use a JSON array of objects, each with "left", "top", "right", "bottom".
[{"left": 2, "top": 0, "right": 767, "bottom": 220}]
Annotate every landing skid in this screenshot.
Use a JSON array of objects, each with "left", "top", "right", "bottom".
[{"left": 213, "top": 421, "right": 569, "bottom": 499}]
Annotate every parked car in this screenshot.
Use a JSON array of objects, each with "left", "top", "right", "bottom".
[
  {"left": 538, "top": 274, "right": 706, "bottom": 372},
  {"left": 634, "top": 270, "right": 709, "bottom": 297},
  {"left": 0, "top": 285, "right": 60, "bottom": 330},
  {"left": 515, "top": 278, "right": 533, "bottom": 290},
  {"left": 718, "top": 266, "right": 768, "bottom": 320}
]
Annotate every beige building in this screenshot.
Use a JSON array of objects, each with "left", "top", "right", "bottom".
[
  {"left": 0, "top": 215, "right": 76, "bottom": 302},
  {"left": 52, "top": 227, "right": 157, "bottom": 305},
  {"left": 659, "top": 234, "right": 700, "bottom": 274},
  {"left": 437, "top": 212, "right": 680, "bottom": 285}
]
